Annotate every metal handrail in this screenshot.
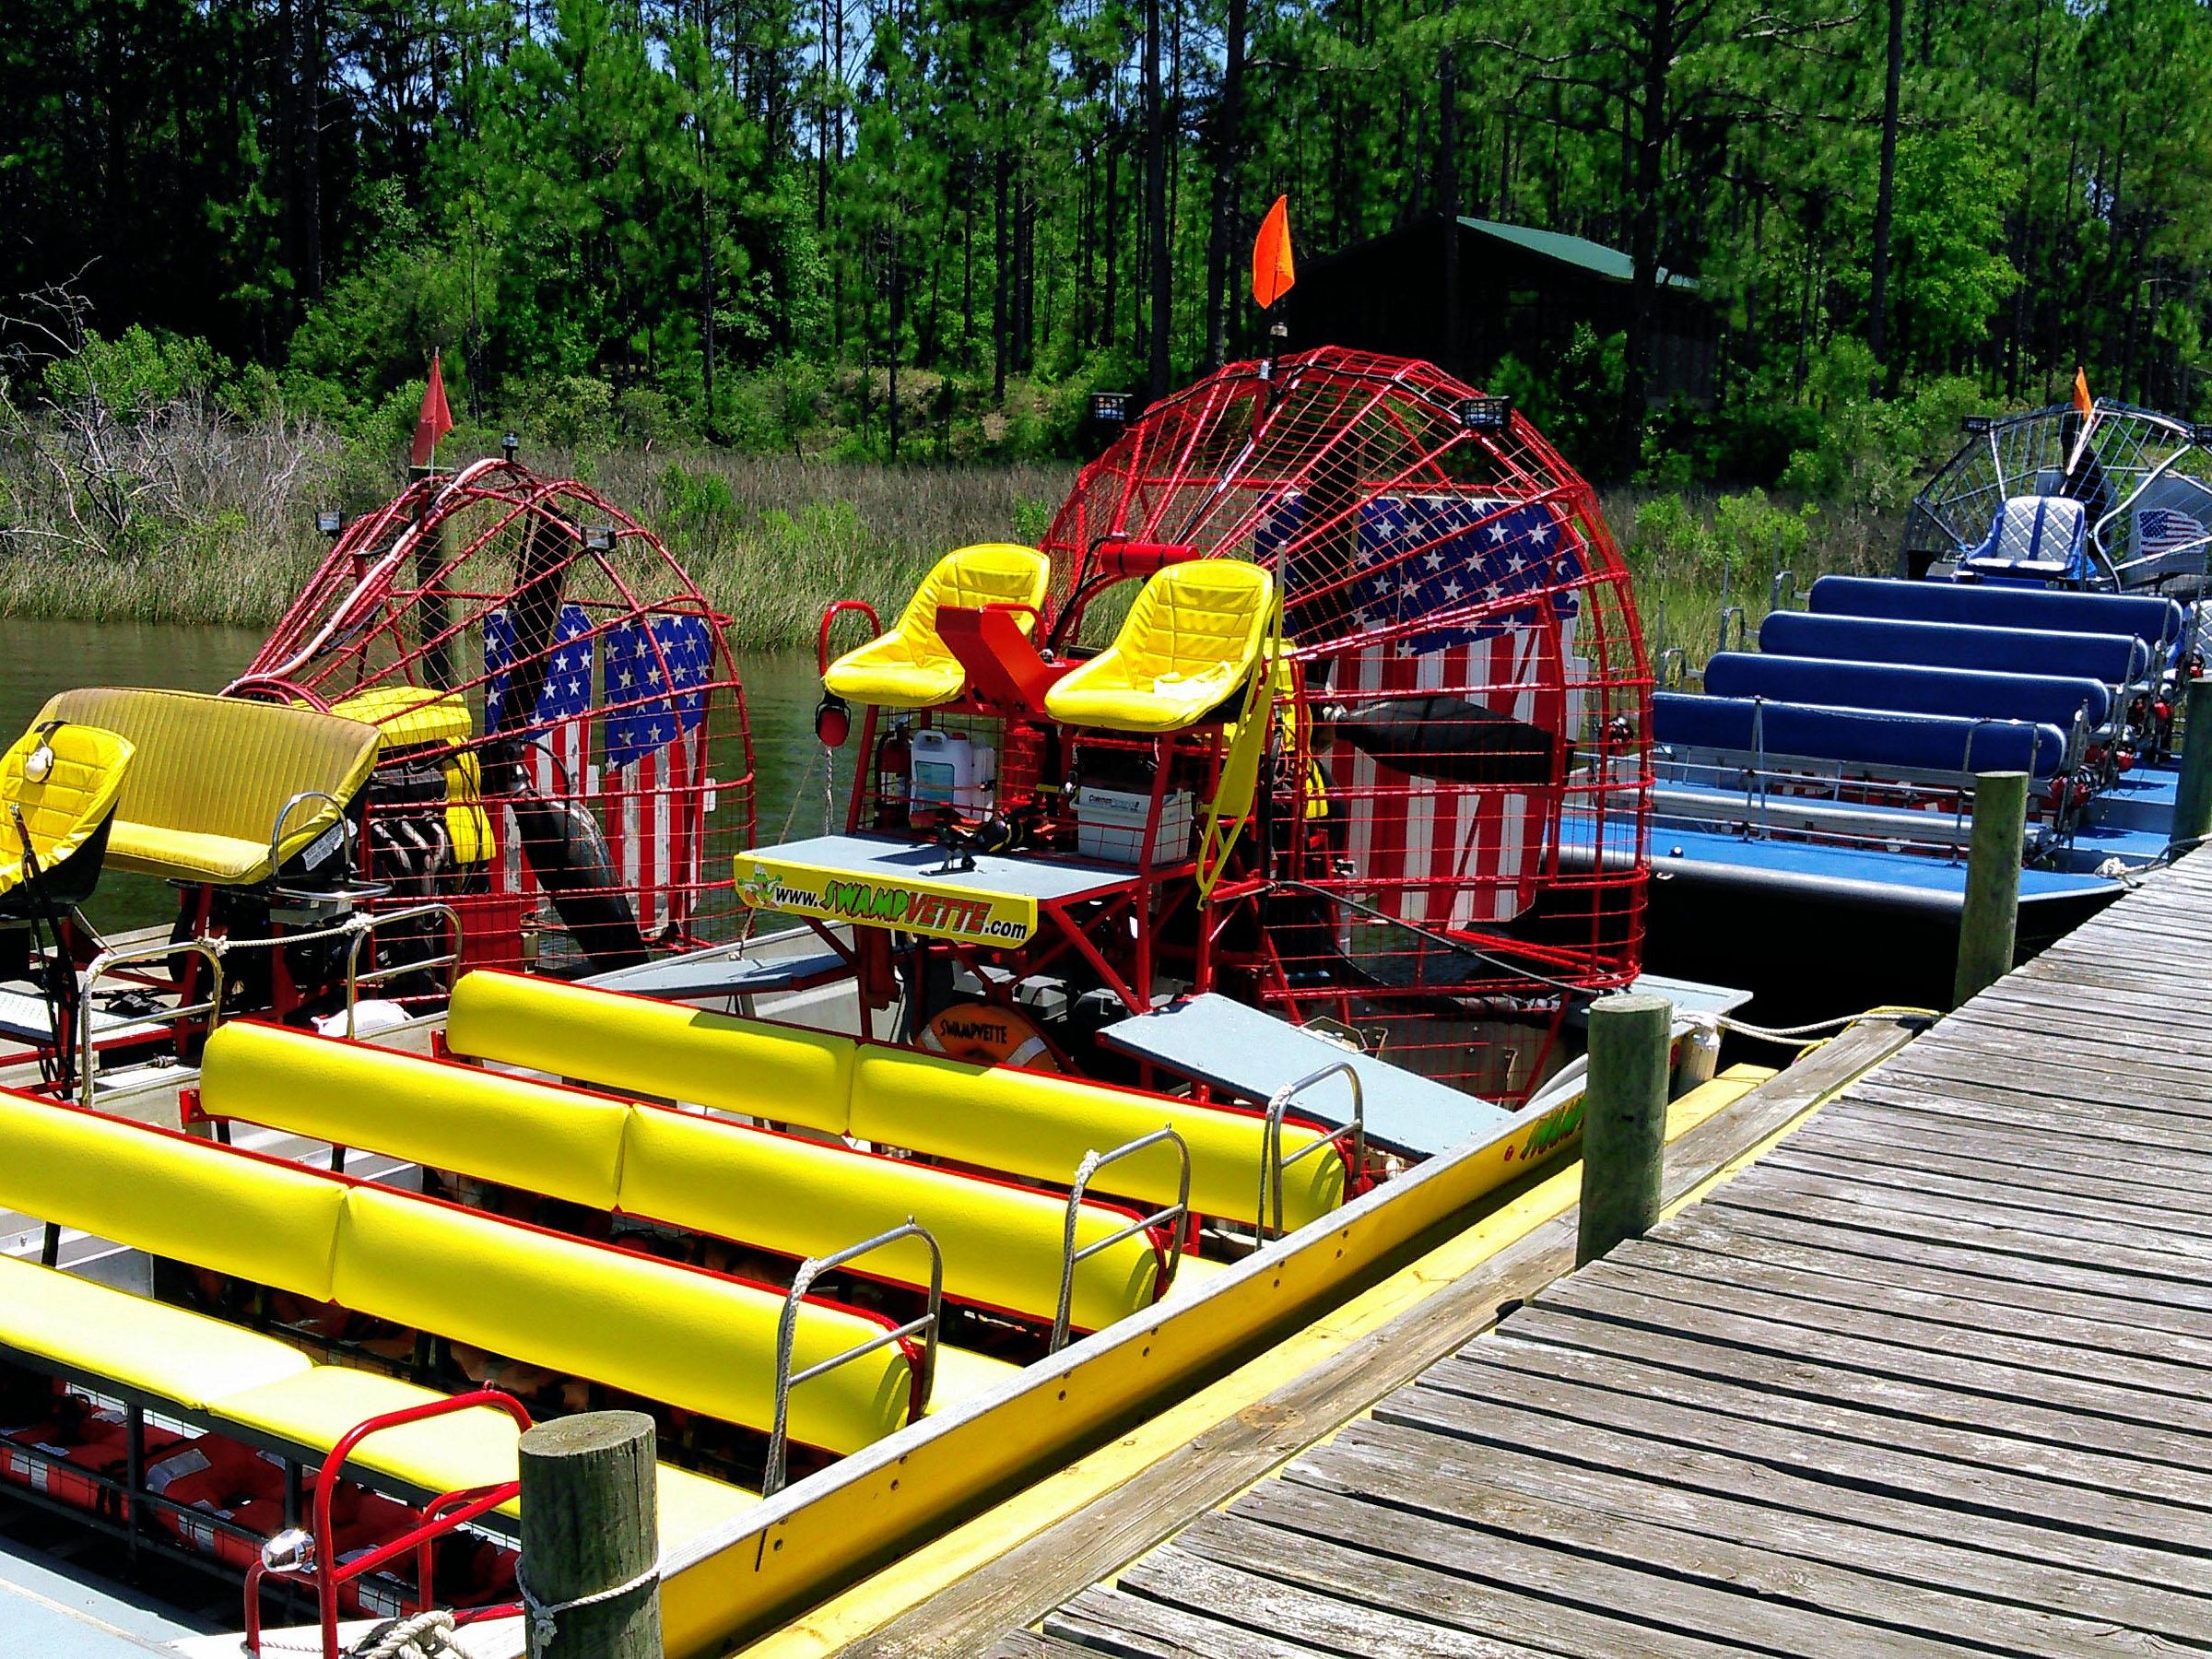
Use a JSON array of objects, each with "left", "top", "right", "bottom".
[
  {"left": 1260, "top": 1060, "right": 1366, "bottom": 1239},
  {"left": 764, "top": 1219, "right": 944, "bottom": 1497},
  {"left": 1769, "top": 570, "right": 1798, "bottom": 613},
  {"left": 1051, "top": 1127, "right": 1191, "bottom": 1353},
  {"left": 1717, "top": 606, "right": 1747, "bottom": 656},
  {"left": 244, "top": 1387, "right": 532, "bottom": 1659},
  {"left": 1653, "top": 646, "right": 1688, "bottom": 690},
  {"left": 76, "top": 937, "right": 225, "bottom": 1108},
  {"left": 266, "top": 789, "right": 350, "bottom": 887},
  {"left": 341, "top": 900, "right": 463, "bottom": 1037}
]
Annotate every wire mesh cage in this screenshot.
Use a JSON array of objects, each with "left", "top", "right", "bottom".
[
  {"left": 1041, "top": 347, "right": 1651, "bottom": 1100},
  {"left": 239, "top": 457, "right": 757, "bottom": 981}
]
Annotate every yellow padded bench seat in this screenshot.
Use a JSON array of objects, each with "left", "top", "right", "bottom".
[
  {"left": 0, "top": 1252, "right": 312, "bottom": 1410},
  {"left": 444, "top": 971, "right": 1347, "bottom": 1232},
  {"left": 201, "top": 1021, "right": 1164, "bottom": 1333},
  {"left": 0, "top": 1254, "right": 752, "bottom": 1548},
  {"left": 0, "top": 1090, "right": 919, "bottom": 1458},
  {"left": 205, "top": 1368, "right": 753, "bottom": 1547},
  {"left": 823, "top": 545, "right": 1052, "bottom": 710},
  {"left": 34, "top": 687, "right": 381, "bottom": 884}
]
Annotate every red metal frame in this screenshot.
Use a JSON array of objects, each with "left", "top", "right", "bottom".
[
  {"left": 813, "top": 347, "right": 1650, "bottom": 1105},
  {"left": 243, "top": 1389, "right": 532, "bottom": 1659}
]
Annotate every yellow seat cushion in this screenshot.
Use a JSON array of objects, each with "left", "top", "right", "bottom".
[
  {"left": 620, "top": 1103, "right": 1161, "bottom": 1333},
  {"left": 38, "top": 687, "right": 380, "bottom": 884},
  {"left": 447, "top": 971, "right": 855, "bottom": 1137},
  {"left": 823, "top": 545, "right": 1051, "bottom": 710},
  {"left": 0, "top": 1092, "right": 346, "bottom": 1303},
  {"left": 849, "top": 1050, "right": 1343, "bottom": 1231},
  {"left": 202, "top": 1022, "right": 631, "bottom": 1213},
  {"left": 212, "top": 1006, "right": 1159, "bottom": 1332},
  {"left": 0, "top": 722, "right": 134, "bottom": 900},
  {"left": 326, "top": 687, "right": 474, "bottom": 749},
  {"left": 204, "top": 1368, "right": 753, "bottom": 1546},
  {"left": 922, "top": 1345, "right": 1023, "bottom": 1414},
  {"left": 332, "top": 1187, "right": 913, "bottom": 1458},
  {"left": 1044, "top": 560, "right": 1275, "bottom": 733},
  {"left": 104, "top": 823, "right": 290, "bottom": 885},
  {"left": 0, "top": 1253, "right": 312, "bottom": 1410}
]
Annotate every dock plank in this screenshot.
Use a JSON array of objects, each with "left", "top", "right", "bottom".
[
  {"left": 1312, "top": 1418, "right": 2212, "bottom": 1647},
  {"left": 877, "top": 844, "right": 2212, "bottom": 1656},
  {"left": 1283, "top": 1428, "right": 2172, "bottom": 1657}
]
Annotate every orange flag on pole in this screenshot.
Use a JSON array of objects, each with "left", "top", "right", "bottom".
[
  {"left": 410, "top": 351, "right": 454, "bottom": 469},
  {"left": 1253, "top": 196, "right": 1296, "bottom": 310},
  {"left": 2072, "top": 365, "right": 2093, "bottom": 419}
]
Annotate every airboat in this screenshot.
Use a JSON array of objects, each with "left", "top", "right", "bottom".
[
  {"left": 1640, "top": 390, "right": 2208, "bottom": 1018},
  {"left": 0, "top": 277, "right": 1772, "bottom": 1653}
]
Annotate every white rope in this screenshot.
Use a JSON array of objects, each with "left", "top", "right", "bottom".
[
  {"left": 349, "top": 1611, "right": 458, "bottom": 1659},
  {"left": 1694, "top": 1007, "right": 1933, "bottom": 1045},
  {"left": 515, "top": 1556, "right": 661, "bottom": 1651},
  {"left": 245, "top": 1606, "right": 458, "bottom": 1658},
  {"left": 204, "top": 912, "right": 379, "bottom": 958}
]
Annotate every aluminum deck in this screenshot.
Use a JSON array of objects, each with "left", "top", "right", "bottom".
[{"left": 984, "top": 844, "right": 2212, "bottom": 1657}]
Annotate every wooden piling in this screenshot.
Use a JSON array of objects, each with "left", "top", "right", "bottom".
[
  {"left": 519, "top": 1410, "right": 662, "bottom": 1658},
  {"left": 2171, "top": 677, "right": 2212, "bottom": 849},
  {"left": 1576, "top": 992, "right": 1673, "bottom": 1267},
  {"left": 1952, "top": 769, "right": 2028, "bottom": 1009}
]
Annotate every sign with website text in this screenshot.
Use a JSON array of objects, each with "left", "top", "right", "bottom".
[{"left": 735, "top": 853, "right": 1040, "bottom": 945}]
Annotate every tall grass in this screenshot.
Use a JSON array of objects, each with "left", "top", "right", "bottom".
[{"left": 3, "top": 401, "right": 1903, "bottom": 662}]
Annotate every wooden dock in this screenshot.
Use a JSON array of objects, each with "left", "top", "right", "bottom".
[{"left": 986, "top": 850, "right": 2212, "bottom": 1658}]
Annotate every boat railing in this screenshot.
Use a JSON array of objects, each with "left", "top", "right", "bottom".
[
  {"left": 76, "top": 901, "right": 462, "bottom": 1107},
  {"left": 765, "top": 1220, "right": 945, "bottom": 1497},
  {"left": 76, "top": 935, "right": 225, "bottom": 1107},
  {"left": 244, "top": 1388, "right": 533, "bottom": 1659},
  {"left": 1652, "top": 740, "right": 2063, "bottom": 864},
  {"left": 1262, "top": 1060, "right": 1366, "bottom": 1240},
  {"left": 1052, "top": 1126, "right": 1192, "bottom": 1353}
]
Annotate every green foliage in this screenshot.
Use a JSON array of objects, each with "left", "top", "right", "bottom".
[
  {"left": 1778, "top": 340, "right": 1994, "bottom": 511},
  {"left": 44, "top": 328, "right": 231, "bottom": 412},
  {"left": 9, "top": 0, "right": 2212, "bottom": 485}
]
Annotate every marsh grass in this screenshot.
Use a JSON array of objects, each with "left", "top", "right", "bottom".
[{"left": 3, "top": 405, "right": 1899, "bottom": 666}]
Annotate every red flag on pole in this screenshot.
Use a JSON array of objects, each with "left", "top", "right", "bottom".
[
  {"left": 410, "top": 351, "right": 453, "bottom": 469},
  {"left": 1253, "top": 197, "right": 1297, "bottom": 311},
  {"left": 2072, "top": 365, "right": 2093, "bottom": 419}
]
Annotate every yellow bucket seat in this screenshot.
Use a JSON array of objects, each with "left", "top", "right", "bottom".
[
  {"left": 0, "top": 721, "right": 135, "bottom": 907},
  {"left": 1044, "top": 560, "right": 1276, "bottom": 733},
  {"left": 824, "top": 544, "right": 1051, "bottom": 709}
]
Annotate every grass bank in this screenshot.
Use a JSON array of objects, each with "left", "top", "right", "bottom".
[{"left": 1, "top": 406, "right": 1896, "bottom": 665}]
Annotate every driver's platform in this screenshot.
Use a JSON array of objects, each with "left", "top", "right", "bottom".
[{"left": 737, "top": 833, "right": 1168, "bottom": 947}]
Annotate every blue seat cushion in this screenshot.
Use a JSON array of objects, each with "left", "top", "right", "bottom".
[
  {"left": 1653, "top": 692, "right": 2068, "bottom": 780},
  {"left": 1759, "top": 612, "right": 2149, "bottom": 688},
  {"left": 1808, "top": 576, "right": 2186, "bottom": 659},
  {"left": 1702, "top": 653, "right": 2110, "bottom": 732}
]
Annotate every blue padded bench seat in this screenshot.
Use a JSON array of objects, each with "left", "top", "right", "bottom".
[
  {"left": 1809, "top": 575, "right": 2185, "bottom": 656},
  {"left": 1759, "top": 611, "right": 2151, "bottom": 688},
  {"left": 1702, "top": 653, "right": 2111, "bottom": 732},
  {"left": 1653, "top": 692, "right": 2068, "bottom": 780}
]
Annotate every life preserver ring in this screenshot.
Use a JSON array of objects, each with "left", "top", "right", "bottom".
[{"left": 917, "top": 1002, "right": 1060, "bottom": 1071}]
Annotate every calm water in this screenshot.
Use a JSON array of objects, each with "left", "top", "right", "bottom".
[{"left": 0, "top": 618, "right": 829, "bottom": 933}]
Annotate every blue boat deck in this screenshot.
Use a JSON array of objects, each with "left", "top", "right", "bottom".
[{"left": 976, "top": 846, "right": 2212, "bottom": 1656}]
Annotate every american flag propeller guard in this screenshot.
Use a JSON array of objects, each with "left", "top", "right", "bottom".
[
  {"left": 1036, "top": 347, "right": 1652, "bottom": 1102},
  {"left": 240, "top": 457, "right": 757, "bottom": 984}
]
